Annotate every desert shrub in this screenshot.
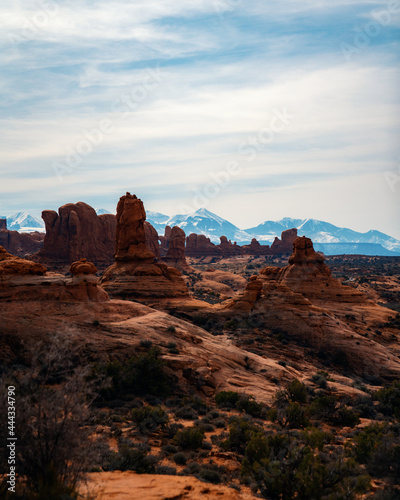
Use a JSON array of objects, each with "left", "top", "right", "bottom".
[
  {"left": 96, "top": 346, "right": 171, "bottom": 400},
  {"left": 308, "top": 394, "right": 338, "bottom": 421},
  {"left": 162, "top": 444, "right": 177, "bottom": 455},
  {"left": 287, "top": 379, "right": 308, "bottom": 403},
  {"left": 173, "top": 427, "right": 204, "bottom": 450},
  {"left": 351, "top": 423, "right": 400, "bottom": 481},
  {"left": 375, "top": 380, "right": 400, "bottom": 419},
  {"left": 139, "top": 339, "right": 153, "bottom": 349},
  {"left": 173, "top": 452, "right": 187, "bottom": 465},
  {"left": 0, "top": 334, "right": 105, "bottom": 500},
  {"left": 215, "top": 391, "right": 265, "bottom": 418},
  {"left": 106, "top": 444, "right": 156, "bottom": 473},
  {"left": 198, "top": 422, "right": 215, "bottom": 433},
  {"left": 333, "top": 407, "right": 360, "bottom": 428},
  {"left": 285, "top": 402, "right": 310, "bottom": 429},
  {"left": 350, "top": 395, "right": 376, "bottom": 419},
  {"left": 166, "top": 326, "right": 176, "bottom": 333},
  {"left": 221, "top": 417, "right": 260, "bottom": 454},
  {"left": 311, "top": 373, "right": 328, "bottom": 389},
  {"left": 215, "top": 390, "right": 240, "bottom": 408},
  {"left": 241, "top": 431, "right": 370, "bottom": 500},
  {"left": 214, "top": 419, "right": 226, "bottom": 428},
  {"left": 131, "top": 405, "right": 168, "bottom": 434},
  {"left": 175, "top": 405, "right": 198, "bottom": 420},
  {"left": 236, "top": 394, "right": 266, "bottom": 418}
]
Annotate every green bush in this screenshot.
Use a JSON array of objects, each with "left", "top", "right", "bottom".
[
  {"left": 97, "top": 347, "right": 171, "bottom": 400},
  {"left": 241, "top": 431, "right": 370, "bottom": 500},
  {"left": 221, "top": 418, "right": 260, "bottom": 454},
  {"left": 172, "top": 452, "right": 187, "bottom": 465},
  {"left": 215, "top": 391, "right": 265, "bottom": 418},
  {"left": 375, "top": 380, "right": 400, "bottom": 419},
  {"left": 106, "top": 444, "right": 156, "bottom": 473},
  {"left": 215, "top": 391, "right": 240, "bottom": 407},
  {"left": 131, "top": 405, "right": 168, "bottom": 434},
  {"left": 287, "top": 379, "right": 308, "bottom": 404},
  {"left": 173, "top": 427, "right": 204, "bottom": 450}
]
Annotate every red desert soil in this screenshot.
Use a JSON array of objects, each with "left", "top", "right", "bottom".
[{"left": 80, "top": 472, "right": 256, "bottom": 499}]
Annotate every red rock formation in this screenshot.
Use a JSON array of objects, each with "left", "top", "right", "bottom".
[
  {"left": 258, "top": 236, "right": 363, "bottom": 302},
  {"left": 0, "top": 247, "right": 108, "bottom": 302},
  {"left": 70, "top": 258, "right": 97, "bottom": 275},
  {"left": 218, "top": 236, "right": 243, "bottom": 256},
  {"left": 38, "top": 202, "right": 117, "bottom": 266},
  {"left": 163, "top": 226, "right": 191, "bottom": 272},
  {"left": 0, "top": 230, "right": 45, "bottom": 257},
  {"left": 159, "top": 225, "right": 171, "bottom": 257},
  {"left": 0, "top": 219, "right": 6, "bottom": 231},
  {"left": 0, "top": 246, "right": 47, "bottom": 276},
  {"left": 144, "top": 221, "right": 160, "bottom": 259},
  {"left": 218, "top": 236, "right": 399, "bottom": 378},
  {"left": 270, "top": 228, "right": 298, "bottom": 254},
  {"left": 241, "top": 238, "right": 269, "bottom": 256},
  {"left": 186, "top": 234, "right": 221, "bottom": 257},
  {"left": 101, "top": 194, "right": 188, "bottom": 300},
  {"left": 114, "top": 194, "right": 154, "bottom": 262}
]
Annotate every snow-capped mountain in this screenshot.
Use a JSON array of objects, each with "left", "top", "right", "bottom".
[
  {"left": 0, "top": 212, "right": 45, "bottom": 233},
  {"left": 147, "top": 208, "right": 252, "bottom": 244},
  {"left": 95, "top": 208, "right": 113, "bottom": 215},
  {"left": 247, "top": 218, "right": 400, "bottom": 253},
  {"left": 2, "top": 208, "right": 399, "bottom": 256}
]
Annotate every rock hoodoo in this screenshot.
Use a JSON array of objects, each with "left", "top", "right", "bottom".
[
  {"left": 163, "top": 226, "right": 191, "bottom": 272},
  {"left": 270, "top": 228, "right": 298, "bottom": 254},
  {"left": 0, "top": 219, "right": 7, "bottom": 231},
  {"left": 159, "top": 226, "right": 171, "bottom": 257},
  {"left": 37, "top": 202, "right": 116, "bottom": 266},
  {"left": 186, "top": 233, "right": 221, "bottom": 257},
  {"left": 69, "top": 258, "right": 98, "bottom": 276},
  {"left": 101, "top": 194, "right": 188, "bottom": 300},
  {"left": 144, "top": 221, "right": 160, "bottom": 259}
]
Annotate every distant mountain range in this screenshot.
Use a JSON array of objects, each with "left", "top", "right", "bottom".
[
  {"left": 145, "top": 209, "right": 400, "bottom": 256},
  {"left": 1, "top": 208, "right": 399, "bottom": 256},
  {"left": 0, "top": 212, "right": 45, "bottom": 233}
]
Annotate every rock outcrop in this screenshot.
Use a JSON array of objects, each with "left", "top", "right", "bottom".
[
  {"left": 0, "top": 247, "right": 108, "bottom": 303},
  {"left": 159, "top": 226, "right": 171, "bottom": 257},
  {"left": 0, "top": 219, "right": 6, "bottom": 231},
  {"left": 0, "top": 227, "right": 45, "bottom": 258},
  {"left": 218, "top": 236, "right": 243, "bottom": 256},
  {"left": 163, "top": 226, "right": 191, "bottom": 272},
  {"left": 101, "top": 193, "right": 188, "bottom": 300},
  {"left": 0, "top": 246, "right": 47, "bottom": 276},
  {"left": 216, "top": 236, "right": 400, "bottom": 379},
  {"left": 70, "top": 258, "right": 98, "bottom": 276},
  {"left": 186, "top": 233, "right": 221, "bottom": 257},
  {"left": 270, "top": 228, "right": 298, "bottom": 254},
  {"left": 37, "top": 202, "right": 116, "bottom": 267},
  {"left": 144, "top": 221, "right": 160, "bottom": 259}
]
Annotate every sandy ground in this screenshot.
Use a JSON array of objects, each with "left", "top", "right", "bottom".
[{"left": 80, "top": 472, "right": 257, "bottom": 499}]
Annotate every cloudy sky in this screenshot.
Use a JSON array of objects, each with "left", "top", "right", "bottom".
[{"left": 1, "top": 0, "right": 399, "bottom": 237}]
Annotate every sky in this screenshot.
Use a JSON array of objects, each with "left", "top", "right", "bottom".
[{"left": 0, "top": 0, "right": 399, "bottom": 237}]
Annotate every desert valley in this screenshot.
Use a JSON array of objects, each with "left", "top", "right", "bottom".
[{"left": 0, "top": 192, "right": 399, "bottom": 499}]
